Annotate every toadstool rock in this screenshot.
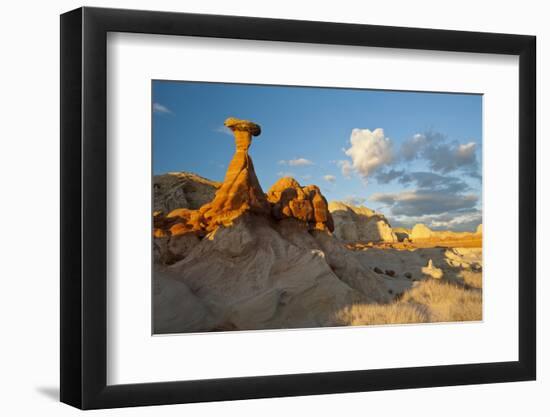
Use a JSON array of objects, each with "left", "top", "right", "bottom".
[{"left": 200, "top": 117, "right": 270, "bottom": 230}]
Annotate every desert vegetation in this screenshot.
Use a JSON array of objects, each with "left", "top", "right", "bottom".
[{"left": 331, "top": 278, "right": 482, "bottom": 326}]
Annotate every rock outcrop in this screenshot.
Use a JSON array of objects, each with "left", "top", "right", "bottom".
[
  {"left": 410, "top": 224, "right": 434, "bottom": 240},
  {"left": 410, "top": 223, "right": 482, "bottom": 242},
  {"left": 199, "top": 118, "right": 270, "bottom": 231},
  {"left": 267, "top": 177, "right": 334, "bottom": 231},
  {"left": 153, "top": 117, "right": 271, "bottom": 239},
  {"left": 421, "top": 259, "right": 444, "bottom": 279},
  {"left": 328, "top": 201, "right": 397, "bottom": 243},
  {"left": 157, "top": 215, "right": 386, "bottom": 333},
  {"left": 153, "top": 118, "right": 337, "bottom": 240},
  {"left": 153, "top": 172, "right": 220, "bottom": 213},
  {"left": 153, "top": 117, "right": 392, "bottom": 333},
  {"left": 393, "top": 227, "right": 411, "bottom": 242}
]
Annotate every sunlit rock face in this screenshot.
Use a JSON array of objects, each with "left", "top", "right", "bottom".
[
  {"left": 328, "top": 201, "right": 397, "bottom": 243},
  {"left": 153, "top": 172, "right": 220, "bottom": 213},
  {"left": 153, "top": 117, "right": 336, "bottom": 239},
  {"left": 200, "top": 118, "right": 270, "bottom": 231},
  {"left": 267, "top": 177, "right": 334, "bottom": 232},
  {"left": 410, "top": 223, "right": 482, "bottom": 243}
]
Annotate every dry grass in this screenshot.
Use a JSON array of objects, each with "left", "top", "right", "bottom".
[
  {"left": 332, "top": 303, "right": 429, "bottom": 326},
  {"left": 401, "top": 279, "right": 482, "bottom": 323},
  {"left": 331, "top": 278, "right": 482, "bottom": 326},
  {"left": 460, "top": 271, "right": 483, "bottom": 289}
]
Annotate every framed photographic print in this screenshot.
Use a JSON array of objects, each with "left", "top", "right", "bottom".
[{"left": 60, "top": 6, "right": 536, "bottom": 409}]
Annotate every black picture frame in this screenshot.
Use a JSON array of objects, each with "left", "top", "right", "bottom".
[{"left": 60, "top": 6, "right": 536, "bottom": 410}]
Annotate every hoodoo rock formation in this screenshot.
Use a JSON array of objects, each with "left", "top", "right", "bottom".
[
  {"left": 153, "top": 117, "right": 392, "bottom": 333},
  {"left": 200, "top": 117, "right": 270, "bottom": 231},
  {"left": 153, "top": 117, "right": 271, "bottom": 239}
]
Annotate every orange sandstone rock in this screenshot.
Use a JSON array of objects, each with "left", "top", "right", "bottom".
[
  {"left": 152, "top": 117, "right": 335, "bottom": 242},
  {"left": 166, "top": 208, "right": 204, "bottom": 236},
  {"left": 267, "top": 177, "right": 334, "bottom": 232},
  {"left": 200, "top": 117, "right": 270, "bottom": 231},
  {"left": 153, "top": 228, "right": 168, "bottom": 238}
]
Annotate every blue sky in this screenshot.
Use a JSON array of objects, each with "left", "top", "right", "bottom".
[{"left": 153, "top": 81, "right": 482, "bottom": 231}]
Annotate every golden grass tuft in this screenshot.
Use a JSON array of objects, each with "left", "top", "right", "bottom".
[
  {"left": 460, "top": 271, "right": 483, "bottom": 289},
  {"left": 401, "top": 279, "right": 482, "bottom": 323},
  {"left": 330, "top": 278, "right": 482, "bottom": 326},
  {"left": 331, "top": 303, "right": 429, "bottom": 326}
]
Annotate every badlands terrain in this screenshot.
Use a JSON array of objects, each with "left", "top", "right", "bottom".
[{"left": 152, "top": 118, "right": 482, "bottom": 334}]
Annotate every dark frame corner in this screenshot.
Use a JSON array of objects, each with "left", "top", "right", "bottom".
[{"left": 60, "top": 6, "right": 536, "bottom": 410}]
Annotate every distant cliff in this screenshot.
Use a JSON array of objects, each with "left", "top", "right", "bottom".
[{"left": 328, "top": 201, "right": 397, "bottom": 243}]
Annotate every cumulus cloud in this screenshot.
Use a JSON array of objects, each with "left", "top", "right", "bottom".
[
  {"left": 423, "top": 141, "right": 478, "bottom": 174},
  {"left": 340, "top": 128, "right": 393, "bottom": 180},
  {"left": 279, "top": 158, "right": 314, "bottom": 167},
  {"left": 334, "top": 127, "right": 481, "bottom": 230},
  {"left": 323, "top": 174, "right": 336, "bottom": 183},
  {"left": 400, "top": 132, "right": 439, "bottom": 161},
  {"left": 338, "top": 160, "right": 353, "bottom": 178},
  {"left": 153, "top": 102, "right": 172, "bottom": 114},
  {"left": 400, "top": 132, "right": 479, "bottom": 176},
  {"left": 277, "top": 171, "right": 295, "bottom": 177},
  {"left": 370, "top": 189, "right": 478, "bottom": 216}
]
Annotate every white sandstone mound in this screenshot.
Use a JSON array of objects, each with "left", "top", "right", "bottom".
[
  {"left": 154, "top": 214, "right": 390, "bottom": 332},
  {"left": 153, "top": 271, "right": 218, "bottom": 333},
  {"left": 153, "top": 172, "right": 220, "bottom": 213},
  {"left": 410, "top": 224, "right": 434, "bottom": 240},
  {"left": 328, "top": 201, "right": 397, "bottom": 243}
]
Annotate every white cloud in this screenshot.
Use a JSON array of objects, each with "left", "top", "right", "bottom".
[
  {"left": 430, "top": 211, "right": 482, "bottom": 230},
  {"left": 340, "top": 128, "right": 393, "bottom": 180},
  {"left": 323, "top": 174, "right": 336, "bottom": 183},
  {"left": 338, "top": 160, "right": 353, "bottom": 178},
  {"left": 457, "top": 142, "right": 477, "bottom": 158},
  {"left": 152, "top": 102, "right": 172, "bottom": 114},
  {"left": 279, "top": 158, "right": 314, "bottom": 167}
]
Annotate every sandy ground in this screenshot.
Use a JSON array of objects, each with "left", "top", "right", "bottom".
[{"left": 329, "top": 243, "right": 483, "bottom": 325}]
